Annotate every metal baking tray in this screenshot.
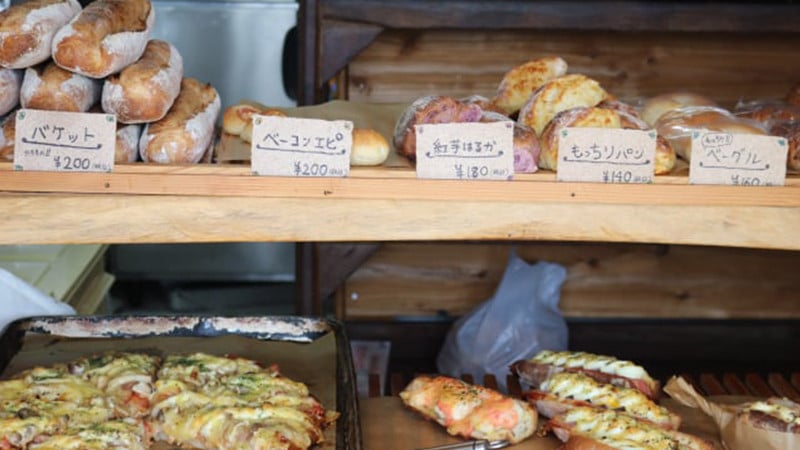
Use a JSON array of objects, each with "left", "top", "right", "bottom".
[{"left": 0, "top": 315, "right": 362, "bottom": 450}]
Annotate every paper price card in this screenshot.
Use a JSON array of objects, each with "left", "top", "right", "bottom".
[
  {"left": 250, "top": 115, "right": 352, "bottom": 177},
  {"left": 689, "top": 131, "right": 788, "bottom": 186},
  {"left": 556, "top": 127, "right": 656, "bottom": 184},
  {"left": 13, "top": 109, "right": 116, "bottom": 172},
  {"left": 415, "top": 121, "right": 514, "bottom": 180}
]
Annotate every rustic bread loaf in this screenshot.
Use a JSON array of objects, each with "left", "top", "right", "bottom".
[
  {"left": 102, "top": 39, "right": 183, "bottom": 123},
  {"left": 480, "top": 110, "right": 540, "bottom": 173},
  {"left": 21, "top": 60, "right": 101, "bottom": 111},
  {"left": 0, "top": 68, "right": 22, "bottom": 116},
  {"left": 393, "top": 95, "right": 482, "bottom": 161},
  {"left": 518, "top": 74, "right": 608, "bottom": 136},
  {"left": 52, "top": 0, "right": 154, "bottom": 78},
  {"left": 0, "top": 110, "right": 15, "bottom": 161},
  {"left": 0, "top": 0, "right": 81, "bottom": 69},
  {"left": 139, "top": 77, "right": 220, "bottom": 164}
]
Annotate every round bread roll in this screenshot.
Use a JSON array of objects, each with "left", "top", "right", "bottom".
[
  {"left": 52, "top": 0, "right": 154, "bottom": 78},
  {"left": 641, "top": 92, "right": 717, "bottom": 127},
  {"left": 518, "top": 73, "right": 608, "bottom": 136},
  {"left": 459, "top": 94, "right": 505, "bottom": 115},
  {"left": 491, "top": 56, "right": 568, "bottom": 116},
  {"left": 222, "top": 103, "right": 265, "bottom": 136},
  {"left": 351, "top": 128, "right": 390, "bottom": 166},
  {"left": 480, "top": 110, "right": 540, "bottom": 173},
  {"left": 102, "top": 39, "right": 183, "bottom": 124},
  {"left": 769, "top": 121, "right": 800, "bottom": 171},
  {"left": 0, "top": 110, "right": 15, "bottom": 161},
  {"left": 0, "top": 68, "right": 22, "bottom": 116},
  {"left": 656, "top": 106, "right": 767, "bottom": 161},
  {"left": 21, "top": 61, "right": 101, "bottom": 112},
  {"left": 392, "top": 95, "right": 482, "bottom": 161},
  {"left": 239, "top": 108, "right": 287, "bottom": 144},
  {"left": 787, "top": 83, "right": 800, "bottom": 107},
  {"left": 0, "top": 0, "right": 82, "bottom": 69},
  {"left": 539, "top": 106, "right": 621, "bottom": 171}
]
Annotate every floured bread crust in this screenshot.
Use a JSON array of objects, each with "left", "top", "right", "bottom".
[
  {"left": 102, "top": 39, "right": 183, "bottom": 123},
  {"left": 115, "top": 122, "right": 141, "bottom": 163},
  {"left": 52, "top": 0, "right": 153, "bottom": 78},
  {"left": 0, "top": 110, "right": 16, "bottom": 161},
  {"left": 0, "top": 0, "right": 81, "bottom": 69},
  {"left": 139, "top": 77, "right": 220, "bottom": 163},
  {"left": 0, "top": 68, "right": 22, "bottom": 116},
  {"left": 21, "top": 61, "right": 101, "bottom": 112}
]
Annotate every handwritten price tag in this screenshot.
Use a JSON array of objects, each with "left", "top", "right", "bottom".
[
  {"left": 557, "top": 128, "right": 656, "bottom": 184},
  {"left": 689, "top": 131, "right": 788, "bottom": 186},
  {"left": 415, "top": 121, "right": 514, "bottom": 180},
  {"left": 250, "top": 115, "right": 352, "bottom": 177},
  {"left": 13, "top": 109, "right": 116, "bottom": 172}
]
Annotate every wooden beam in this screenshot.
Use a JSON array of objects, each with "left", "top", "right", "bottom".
[
  {"left": 317, "top": 243, "right": 382, "bottom": 302},
  {"left": 321, "top": 1, "right": 800, "bottom": 33},
  {"left": 320, "top": 19, "right": 383, "bottom": 83},
  {"left": 298, "top": 0, "right": 319, "bottom": 105}
]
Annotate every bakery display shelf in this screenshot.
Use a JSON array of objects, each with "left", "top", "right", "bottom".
[{"left": 1, "top": 161, "right": 800, "bottom": 248}]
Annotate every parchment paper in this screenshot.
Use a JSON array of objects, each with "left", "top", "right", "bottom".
[
  {"left": 664, "top": 376, "right": 799, "bottom": 450},
  {"left": 2, "top": 333, "right": 339, "bottom": 450},
  {"left": 215, "top": 100, "right": 410, "bottom": 168}
]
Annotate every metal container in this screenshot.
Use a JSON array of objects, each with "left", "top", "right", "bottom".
[{"left": 0, "top": 315, "right": 362, "bottom": 450}]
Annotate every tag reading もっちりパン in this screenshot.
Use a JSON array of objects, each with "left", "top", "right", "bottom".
[
  {"left": 13, "top": 109, "right": 116, "bottom": 172},
  {"left": 556, "top": 127, "right": 656, "bottom": 184},
  {"left": 250, "top": 115, "right": 352, "bottom": 177},
  {"left": 414, "top": 121, "right": 514, "bottom": 180}
]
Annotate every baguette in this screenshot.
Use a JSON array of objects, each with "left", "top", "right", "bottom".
[
  {"left": 21, "top": 60, "right": 101, "bottom": 112},
  {"left": 102, "top": 39, "right": 183, "bottom": 123},
  {"left": 115, "top": 122, "right": 141, "bottom": 163},
  {"left": 139, "top": 77, "right": 220, "bottom": 164},
  {"left": 0, "top": 68, "right": 22, "bottom": 116},
  {"left": 0, "top": 110, "right": 15, "bottom": 161},
  {"left": 0, "top": 0, "right": 81, "bottom": 69},
  {"left": 52, "top": 0, "right": 154, "bottom": 78}
]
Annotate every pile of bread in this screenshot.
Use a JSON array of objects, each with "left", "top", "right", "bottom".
[
  {"left": 393, "top": 56, "right": 800, "bottom": 175},
  {"left": 0, "top": 0, "right": 220, "bottom": 164}
]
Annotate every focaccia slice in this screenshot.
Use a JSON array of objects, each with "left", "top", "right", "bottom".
[{"left": 28, "top": 419, "right": 149, "bottom": 450}]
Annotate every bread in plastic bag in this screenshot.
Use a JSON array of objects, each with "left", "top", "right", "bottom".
[
  {"left": 436, "top": 250, "right": 568, "bottom": 391},
  {"left": 655, "top": 106, "right": 768, "bottom": 162}
]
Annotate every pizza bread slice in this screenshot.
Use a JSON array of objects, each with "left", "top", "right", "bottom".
[
  {"left": 27, "top": 419, "right": 149, "bottom": 450},
  {"left": 526, "top": 372, "right": 680, "bottom": 430},
  {"left": 67, "top": 352, "right": 160, "bottom": 418},
  {"left": 512, "top": 350, "right": 661, "bottom": 400}
]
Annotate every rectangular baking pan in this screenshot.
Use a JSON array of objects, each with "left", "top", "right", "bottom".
[{"left": 0, "top": 315, "right": 362, "bottom": 450}]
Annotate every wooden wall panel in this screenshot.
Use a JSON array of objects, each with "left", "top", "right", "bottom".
[
  {"left": 340, "top": 242, "right": 800, "bottom": 320},
  {"left": 346, "top": 30, "right": 800, "bottom": 107}
]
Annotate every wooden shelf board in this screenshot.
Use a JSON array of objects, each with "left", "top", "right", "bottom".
[{"left": 2, "top": 162, "right": 799, "bottom": 248}]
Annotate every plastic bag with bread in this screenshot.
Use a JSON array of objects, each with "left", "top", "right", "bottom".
[{"left": 655, "top": 106, "right": 768, "bottom": 162}]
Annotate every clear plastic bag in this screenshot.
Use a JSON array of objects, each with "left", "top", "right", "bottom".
[{"left": 436, "top": 250, "right": 568, "bottom": 391}]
